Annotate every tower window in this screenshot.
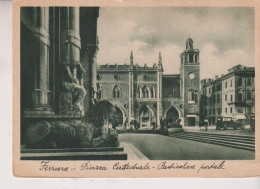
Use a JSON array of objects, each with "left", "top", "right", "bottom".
[
  {"left": 188, "top": 90, "right": 197, "bottom": 103},
  {"left": 189, "top": 54, "right": 193, "bottom": 63}
]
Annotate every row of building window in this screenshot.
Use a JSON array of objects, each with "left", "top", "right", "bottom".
[
  {"left": 206, "top": 91, "right": 253, "bottom": 105},
  {"left": 111, "top": 85, "right": 157, "bottom": 99},
  {"left": 224, "top": 77, "right": 253, "bottom": 89},
  {"left": 206, "top": 84, "right": 221, "bottom": 96},
  {"left": 97, "top": 74, "right": 151, "bottom": 81},
  {"left": 205, "top": 108, "right": 222, "bottom": 115},
  {"left": 207, "top": 78, "right": 253, "bottom": 95},
  {"left": 206, "top": 94, "right": 221, "bottom": 105},
  {"left": 205, "top": 107, "right": 253, "bottom": 116},
  {"left": 224, "top": 91, "right": 253, "bottom": 102},
  {"left": 136, "top": 85, "right": 156, "bottom": 98},
  {"left": 181, "top": 54, "right": 199, "bottom": 64}
]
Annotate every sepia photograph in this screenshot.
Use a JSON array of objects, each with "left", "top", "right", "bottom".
[{"left": 12, "top": 0, "right": 260, "bottom": 178}]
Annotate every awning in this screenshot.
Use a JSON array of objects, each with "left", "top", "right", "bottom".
[{"left": 228, "top": 101, "right": 252, "bottom": 107}]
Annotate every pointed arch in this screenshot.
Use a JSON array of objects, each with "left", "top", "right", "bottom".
[
  {"left": 97, "top": 85, "right": 102, "bottom": 99},
  {"left": 151, "top": 86, "right": 156, "bottom": 98},
  {"left": 142, "top": 85, "right": 150, "bottom": 98},
  {"left": 113, "top": 85, "right": 122, "bottom": 98},
  {"left": 136, "top": 85, "right": 142, "bottom": 98}
]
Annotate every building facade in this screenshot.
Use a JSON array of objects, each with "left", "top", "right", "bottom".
[
  {"left": 201, "top": 65, "right": 255, "bottom": 125},
  {"left": 96, "top": 38, "right": 201, "bottom": 128},
  {"left": 20, "top": 7, "right": 99, "bottom": 141}
]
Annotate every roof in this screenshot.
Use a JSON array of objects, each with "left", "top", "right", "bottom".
[
  {"left": 201, "top": 65, "right": 255, "bottom": 86},
  {"left": 97, "top": 63, "right": 159, "bottom": 71}
]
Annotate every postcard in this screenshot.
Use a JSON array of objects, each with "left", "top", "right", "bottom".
[{"left": 13, "top": 0, "right": 260, "bottom": 177}]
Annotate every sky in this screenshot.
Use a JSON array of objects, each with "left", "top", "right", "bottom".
[{"left": 97, "top": 7, "right": 254, "bottom": 79}]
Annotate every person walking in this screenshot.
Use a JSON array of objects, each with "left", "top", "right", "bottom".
[{"left": 204, "top": 118, "right": 209, "bottom": 131}]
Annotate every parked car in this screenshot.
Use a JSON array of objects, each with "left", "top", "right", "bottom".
[
  {"left": 216, "top": 117, "right": 245, "bottom": 130},
  {"left": 250, "top": 115, "right": 255, "bottom": 131}
]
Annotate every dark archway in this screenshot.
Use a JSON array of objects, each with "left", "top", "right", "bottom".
[
  {"left": 166, "top": 107, "right": 179, "bottom": 123},
  {"left": 114, "top": 107, "right": 123, "bottom": 127},
  {"left": 139, "top": 105, "right": 154, "bottom": 128}
]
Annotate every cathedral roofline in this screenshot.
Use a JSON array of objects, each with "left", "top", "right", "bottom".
[{"left": 97, "top": 63, "right": 159, "bottom": 71}]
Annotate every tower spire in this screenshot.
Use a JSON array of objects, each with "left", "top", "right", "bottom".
[
  {"left": 158, "top": 52, "right": 163, "bottom": 69},
  {"left": 130, "top": 51, "right": 134, "bottom": 68}
]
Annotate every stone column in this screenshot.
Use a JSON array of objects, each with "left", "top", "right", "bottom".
[
  {"left": 59, "top": 7, "right": 83, "bottom": 115},
  {"left": 60, "top": 7, "right": 81, "bottom": 64},
  {"left": 92, "top": 53, "right": 97, "bottom": 98},
  {"left": 79, "top": 8, "right": 99, "bottom": 116},
  {"left": 22, "top": 7, "right": 54, "bottom": 115}
]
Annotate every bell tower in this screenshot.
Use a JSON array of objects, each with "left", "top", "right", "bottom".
[{"left": 180, "top": 38, "right": 200, "bottom": 126}]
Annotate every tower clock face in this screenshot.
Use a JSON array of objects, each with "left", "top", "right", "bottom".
[{"left": 188, "top": 73, "right": 196, "bottom": 80}]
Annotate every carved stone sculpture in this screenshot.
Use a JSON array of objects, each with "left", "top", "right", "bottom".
[
  {"left": 24, "top": 120, "right": 119, "bottom": 149},
  {"left": 61, "top": 61, "right": 86, "bottom": 115}
]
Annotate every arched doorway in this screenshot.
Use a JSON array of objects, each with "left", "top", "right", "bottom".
[
  {"left": 139, "top": 105, "right": 154, "bottom": 128},
  {"left": 114, "top": 107, "right": 123, "bottom": 127},
  {"left": 166, "top": 107, "right": 179, "bottom": 123}
]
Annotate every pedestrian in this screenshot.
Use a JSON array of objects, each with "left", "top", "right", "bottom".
[{"left": 204, "top": 118, "right": 209, "bottom": 131}]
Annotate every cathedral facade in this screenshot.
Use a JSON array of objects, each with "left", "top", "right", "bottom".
[
  {"left": 20, "top": 7, "right": 99, "bottom": 143},
  {"left": 96, "top": 38, "right": 201, "bottom": 128}
]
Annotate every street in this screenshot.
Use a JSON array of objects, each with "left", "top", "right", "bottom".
[{"left": 119, "top": 133, "right": 255, "bottom": 160}]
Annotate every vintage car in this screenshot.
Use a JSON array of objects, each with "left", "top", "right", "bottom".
[
  {"left": 216, "top": 116, "right": 245, "bottom": 130},
  {"left": 250, "top": 115, "right": 255, "bottom": 131}
]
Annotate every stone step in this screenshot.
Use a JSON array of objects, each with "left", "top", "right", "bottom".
[
  {"left": 171, "top": 134, "right": 255, "bottom": 151},
  {"left": 172, "top": 134, "right": 255, "bottom": 148},
  {"left": 172, "top": 132, "right": 255, "bottom": 144},
  {"left": 21, "top": 147, "right": 125, "bottom": 153},
  {"left": 183, "top": 131, "right": 255, "bottom": 139},
  {"left": 21, "top": 151, "right": 128, "bottom": 160}
]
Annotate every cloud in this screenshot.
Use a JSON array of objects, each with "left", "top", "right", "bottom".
[
  {"left": 97, "top": 7, "right": 254, "bottom": 77},
  {"left": 200, "top": 44, "right": 254, "bottom": 79}
]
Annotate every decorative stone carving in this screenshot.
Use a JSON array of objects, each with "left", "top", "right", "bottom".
[
  {"left": 24, "top": 120, "right": 119, "bottom": 149},
  {"left": 60, "top": 62, "right": 86, "bottom": 115}
]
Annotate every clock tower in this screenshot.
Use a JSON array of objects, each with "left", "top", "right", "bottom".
[{"left": 180, "top": 38, "right": 200, "bottom": 126}]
